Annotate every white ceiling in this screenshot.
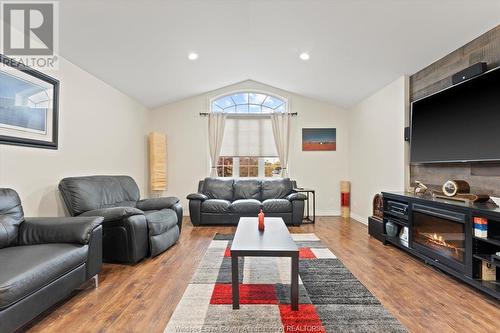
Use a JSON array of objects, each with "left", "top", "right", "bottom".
[{"left": 59, "top": 0, "right": 500, "bottom": 109}]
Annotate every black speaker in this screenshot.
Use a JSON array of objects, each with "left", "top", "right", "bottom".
[
  {"left": 404, "top": 126, "right": 410, "bottom": 142},
  {"left": 368, "top": 217, "right": 384, "bottom": 243},
  {"left": 452, "top": 62, "right": 487, "bottom": 85}
]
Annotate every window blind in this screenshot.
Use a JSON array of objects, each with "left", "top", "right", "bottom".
[{"left": 220, "top": 115, "right": 277, "bottom": 157}]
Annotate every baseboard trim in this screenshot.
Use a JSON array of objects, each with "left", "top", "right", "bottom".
[
  {"left": 316, "top": 210, "right": 340, "bottom": 216},
  {"left": 350, "top": 213, "right": 368, "bottom": 225}
]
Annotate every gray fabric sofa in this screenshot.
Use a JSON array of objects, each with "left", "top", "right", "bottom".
[
  {"left": 0, "top": 188, "right": 103, "bottom": 333},
  {"left": 187, "top": 178, "right": 306, "bottom": 226},
  {"left": 59, "top": 175, "right": 182, "bottom": 264}
]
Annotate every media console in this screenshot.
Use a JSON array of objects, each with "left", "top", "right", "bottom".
[{"left": 382, "top": 192, "right": 500, "bottom": 300}]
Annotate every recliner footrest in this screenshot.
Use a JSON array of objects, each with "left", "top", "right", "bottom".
[
  {"left": 149, "top": 227, "right": 179, "bottom": 257},
  {"left": 144, "top": 210, "right": 178, "bottom": 236}
]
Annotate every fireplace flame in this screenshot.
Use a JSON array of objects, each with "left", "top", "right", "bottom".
[
  {"left": 432, "top": 233, "right": 444, "bottom": 242},
  {"left": 425, "top": 233, "right": 458, "bottom": 253}
]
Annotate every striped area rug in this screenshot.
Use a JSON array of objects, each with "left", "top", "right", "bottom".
[{"left": 165, "top": 233, "right": 407, "bottom": 333}]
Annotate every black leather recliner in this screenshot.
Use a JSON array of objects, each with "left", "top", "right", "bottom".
[
  {"left": 187, "top": 178, "right": 306, "bottom": 226},
  {"left": 0, "top": 188, "right": 103, "bottom": 333},
  {"left": 59, "top": 175, "right": 182, "bottom": 264}
]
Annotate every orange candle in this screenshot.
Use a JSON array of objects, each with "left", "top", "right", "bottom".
[{"left": 258, "top": 209, "right": 265, "bottom": 231}]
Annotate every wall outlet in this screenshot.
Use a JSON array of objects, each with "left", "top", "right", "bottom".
[{"left": 490, "top": 196, "right": 500, "bottom": 207}]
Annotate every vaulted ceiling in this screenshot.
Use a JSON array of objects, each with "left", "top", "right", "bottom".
[{"left": 59, "top": 0, "right": 500, "bottom": 108}]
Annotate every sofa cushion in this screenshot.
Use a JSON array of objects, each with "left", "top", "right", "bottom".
[
  {"left": 230, "top": 199, "right": 262, "bottom": 214},
  {"left": 0, "top": 188, "right": 24, "bottom": 249},
  {"left": 202, "top": 178, "right": 234, "bottom": 200},
  {"left": 201, "top": 199, "right": 232, "bottom": 213},
  {"left": 234, "top": 179, "right": 261, "bottom": 200},
  {"left": 0, "top": 243, "right": 88, "bottom": 309},
  {"left": 144, "top": 210, "right": 177, "bottom": 236},
  {"left": 261, "top": 178, "right": 293, "bottom": 200},
  {"left": 58, "top": 176, "right": 140, "bottom": 216},
  {"left": 262, "top": 199, "right": 292, "bottom": 213}
]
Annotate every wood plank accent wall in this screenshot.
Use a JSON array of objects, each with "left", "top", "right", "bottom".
[{"left": 409, "top": 24, "right": 500, "bottom": 196}]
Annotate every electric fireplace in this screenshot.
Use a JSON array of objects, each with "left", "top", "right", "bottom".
[
  {"left": 412, "top": 204, "right": 467, "bottom": 272},
  {"left": 382, "top": 192, "right": 500, "bottom": 301}
]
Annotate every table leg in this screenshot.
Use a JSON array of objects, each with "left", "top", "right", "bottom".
[
  {"left": 291, "top": 253, "right": 299, "bottom": 311},
  {"left": 306, "top": 191, "right": 310, "bottom": 220},
  {"left": 312, "top": 191, "right": 316, "bottom": 223},
  {"left": 232, "top": 254, "right": 239, "bottom": 309}
]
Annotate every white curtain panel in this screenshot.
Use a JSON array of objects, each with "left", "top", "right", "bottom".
[
  {"left": 208, "top": 112, "right": 226, "bottom": 176},
  {"left": 221, "top": 116, "right": 278, "bottom": 157},
  {"left": 271, "top": 113, "right": 292, "bottom": 177}
]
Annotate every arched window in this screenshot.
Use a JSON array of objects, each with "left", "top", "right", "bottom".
[
  {"left": 211, "top": 92, "right": 287, "bottom": 114},
  {"left": 210, "top": 91, "right": 287, "bottom": 178}
]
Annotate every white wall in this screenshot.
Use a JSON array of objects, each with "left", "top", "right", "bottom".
[
  {"left": 0, "top": 53, "right": 407, "bottom": 221},
  {"left": 0, "top": 57, "right": 148, "bottom": 216},
  {"left": 148, "top": 80, "right": 350, "bottom": 215},
  {"left": 348, "top": 76, "right": 408, "bottom": 224}
]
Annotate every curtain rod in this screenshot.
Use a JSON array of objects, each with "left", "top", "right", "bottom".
[{"left": 199, "top": 112, "right": 298, "bottom": 116}]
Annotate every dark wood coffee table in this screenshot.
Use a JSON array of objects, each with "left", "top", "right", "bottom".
[{"left": 230, "top": 217, "right": 299, "bottom": 310}]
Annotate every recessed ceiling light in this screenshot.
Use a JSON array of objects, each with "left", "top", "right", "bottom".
[
  {"left": 299, "top": 52, "right": 310, "bottom": 61},
  {"left": 188, "top": 52, "right": 199, "bottom": 60}
]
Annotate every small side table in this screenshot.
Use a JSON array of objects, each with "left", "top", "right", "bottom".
[{"left": 293, "top": 188, "right": 315, "bottom": 223}]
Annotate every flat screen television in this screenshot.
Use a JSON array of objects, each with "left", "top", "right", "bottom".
[{"left": 410, "top": 66, "right": 500, "bottom": 163}]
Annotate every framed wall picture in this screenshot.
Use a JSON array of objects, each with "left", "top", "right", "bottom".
[
  {"left": 302, "top": 128, "right": 336, "bottom": 151},
  {"left": 0, "top": 54, "right": 59, "bottom": 149}
]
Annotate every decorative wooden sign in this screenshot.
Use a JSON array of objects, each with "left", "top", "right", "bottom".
[{"left": 149, "top": 132, "right": 167, "bottom": 191}]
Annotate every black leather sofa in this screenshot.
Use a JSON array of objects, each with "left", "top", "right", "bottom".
[
  {"left": 59, "top": 175, "right": 182, "bottom": 264},
  {"left": 187, "top": 178, "right": 306, "bottom": 226},
  {"left": 0, "top": 188, "right": 103, "bottom": 333}
]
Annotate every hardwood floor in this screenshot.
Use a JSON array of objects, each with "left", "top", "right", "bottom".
[{"left": 25, "top": 217, "right": 500, "bottom": 333}]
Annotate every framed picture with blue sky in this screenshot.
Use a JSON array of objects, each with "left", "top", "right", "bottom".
[
  {"left": 302, "top": 128, "right": 336, "bottom": 151},
  {"left": 0, "top": 54, "right": 59, "bottom": 149}
]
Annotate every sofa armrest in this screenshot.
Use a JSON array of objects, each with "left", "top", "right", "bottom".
[
  {"left": 19, "top": 216, "right": 104, "bottom": 245},
  {"left": 171, "top": 202, "right": 184, "bottom": 234},
  {"left": 86, "top": 225, "right": 103, "bottom": 279},
  {"left": 188, "top": 200, "right": 202, "bottom": 226},
  {"left": 286, "top": 193, "right": 307, "bottom": 201},
  {"left": 79, "top": 207, "right": 143, "bottom": 222},
  {"left": 136, "top": 197, "right": 180, "bottom": 211},
  {"left": 291, "top": 199, "right": 305, "bottom": 226},
  {"left": 187, "top": 193, "right": 208, "bottom": 201}
]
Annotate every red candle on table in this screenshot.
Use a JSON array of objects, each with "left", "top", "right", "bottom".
[{"left": 258, "top": 209, "right": 265, "bottom": 231}]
